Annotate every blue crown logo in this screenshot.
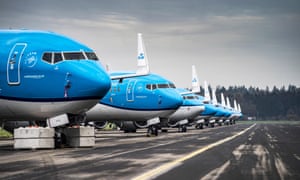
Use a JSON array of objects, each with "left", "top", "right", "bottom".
[
  {"left": 192, "top": 78, "right": 197, "bottom": 82},
  {"left": 138, "top": 53, "right": 144, "bottom": 60}
]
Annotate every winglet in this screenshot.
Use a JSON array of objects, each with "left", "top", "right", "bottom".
[
  {"left": 136, "top": 33, "right": 150, "bottom": 75},
  {"left": 191, "top": 65, "right": 200, "bottom": 93},
  {"left": 204, "top": 80, "right": 211, "bottom": 102}
]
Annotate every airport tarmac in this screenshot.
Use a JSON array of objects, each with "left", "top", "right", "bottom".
[{"left": 0, "top": 122, "right": 299, "bottom": 180}]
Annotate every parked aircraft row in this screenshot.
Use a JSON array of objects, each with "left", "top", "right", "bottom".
[{"left": 0, "top": 29, "right": 242, "bottom": 138}]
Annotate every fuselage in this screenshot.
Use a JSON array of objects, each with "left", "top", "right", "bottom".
[
  {"left": 86, "top": 72, "right": 183, "bottom": 122},
  {"left": 165, "top": 88, "right": 205, "bottom": 123},
  {"left": 0, "top": 29, "right": 111, "bottom": 121}
]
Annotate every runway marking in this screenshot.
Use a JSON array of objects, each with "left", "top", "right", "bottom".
[
  {"left": 132, "top": 123, "right": 256, "bottom": 180},
  {"left": 275, "top": 156, "right": 290, "bottom": 180},
  {"left": 293, "top": 154, "right": 300, "bottom": 161},
  {"left": 200, "top": 160, "right": 230, "bottom": 180}
]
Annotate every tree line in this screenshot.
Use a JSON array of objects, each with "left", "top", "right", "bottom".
[{"left": 198, "top": 85, "right": 300, "bottom": 120}]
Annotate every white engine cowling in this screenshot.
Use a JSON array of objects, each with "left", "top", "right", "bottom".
[
  {"left": 90, "top": 121, "right": 108, "bottom": 129},
  {"left": 134, "top": 121, "right": 148, "bottom": 128}
]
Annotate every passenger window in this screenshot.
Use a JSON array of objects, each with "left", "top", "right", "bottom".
[
  {"left": 85, "top": 52, "right": 99, "bottom": 60},
  {"left": 54, "top": 53, "right": 63, "bottom": 63},
  {"left": 42, "top": 52, "right": 52, "bottom": 63}
]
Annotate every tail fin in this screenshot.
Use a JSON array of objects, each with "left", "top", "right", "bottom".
[
  {"left": 204, "top": 80, "right": 211, "bottom": 102},
  {"left": 110, "top": 33, "right": 150, "bottom": 80},
  {"left": 234, "top": 99, "right": 238, "bottom": 111},
  {"left": 221, "top": 93, "right": 226, "bottom": 107},
  {"left": 191, "top": 65, "right": 200, "bottom": 93},
  {"left": 226, "top": 97, "right": 231, "bottom": 109},
  {"left": 211, "top": 88, "right": 218, "bottom": 105},
  {"left": 238, "top": 103, "right": 241, "bottom": 112},
  {"left": 136, "top": 33, "right": 150, "bottom": 75}
]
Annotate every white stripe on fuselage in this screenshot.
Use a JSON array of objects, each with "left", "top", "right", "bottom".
[
  {"left": 86, "top": 103, "right": 177, "bottom": 122},
  {"left": 0, "top": 99, "right": 98, "bottom": 121},
  {"left": 167, "top": 105, "right": 205, "bottom": 121}
]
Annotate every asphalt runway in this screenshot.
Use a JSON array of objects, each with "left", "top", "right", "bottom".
[{"left": 0, "top": 122, "right": 299, "bottom": 180}]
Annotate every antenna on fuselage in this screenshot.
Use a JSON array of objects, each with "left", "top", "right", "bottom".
[
  {"left": 105, "top": 64, "right": 110, "bottom": 72},
  {"left": 136, "top": 33, "right": 150, "bottom": 75}
]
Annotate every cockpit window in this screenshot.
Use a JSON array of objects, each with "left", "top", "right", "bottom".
[
  {"left": 157, "top": 84, "right": 170, "bottom": 88},
  {"left": 85, "top": 52, "right": 99, "bottom": 60},
  {"left": 152, "top": 84, "right": 157, "bottom": 89},
  {"left": 183, "top": 96, "right": 200, "bottom": 100},
  {"left": 42, "top": 52, "right": 52, "bottom": 63},
  {"left": 64, "top": 52, "right": 85, "bottom": 60},
  {"left": 169, "top": 83, "right": 176, "bottom": 88},
  {"left": 42, "top": 51, "right": 99, "bottom": 64},
  {"left": 54, "top": 53, "right": 63, "bottom": 63}
]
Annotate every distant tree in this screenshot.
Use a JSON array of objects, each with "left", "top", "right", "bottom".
[{"left": 214, "top": 85, "right": 300, "bottom": 120}]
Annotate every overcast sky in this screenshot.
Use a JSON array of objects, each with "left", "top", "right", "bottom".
[{"left": 1, "top": 0, "right": 299, "bottom": 89}]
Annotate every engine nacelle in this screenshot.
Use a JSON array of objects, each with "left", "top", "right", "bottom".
[
  {"left": 167, "top": 121, "right": 179, "bottom": 128},
  {"left": 119, "top": 121, "right": 138, "bottom": 133},
  {"left": 2, "top": 121, "right": 30, "bottom": 133},
  {"left": 90, "top": 121, "right": 108, "bottom": 129},
  {"left": 134, "top": 121, "right": 148, "bottom": 129}
]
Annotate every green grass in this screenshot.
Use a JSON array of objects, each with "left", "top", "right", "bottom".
[
  {"left": 103, "top": 123, "right": 117, "bottom": 130},
  {"left": 0, "top": 128, "right": 13, "bottom": 138}
]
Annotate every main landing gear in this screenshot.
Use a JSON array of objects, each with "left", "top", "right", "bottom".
[{"left": 147, "top": 125, "right": 159, "bottom": 137}]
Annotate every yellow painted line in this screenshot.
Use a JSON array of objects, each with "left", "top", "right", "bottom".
[{"left": 132, "top": 123, "right": 256, "bottom": 180}]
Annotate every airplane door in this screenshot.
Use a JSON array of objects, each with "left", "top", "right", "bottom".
[
  {"left": 126, "top": 80, "right": 136, "bottom": 102},
  {"left": 7, "top": 43, "right": 27, "bottom": 85}
]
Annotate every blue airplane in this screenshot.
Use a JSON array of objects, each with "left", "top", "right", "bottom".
[
  {"left": 158, "top": 88, "right": 205, "bottom": 132},
  {"left": 219, "top": 92, "right": 234, "bottom": 125},
  {"left": 86, "top": 33, "right": 183, "bottom": 136},
  {"left": 210, "top": 88, "right": 231, "bottom": 126},
  {"left": 0, "top": 29, "right": 111, "bottom": 128},
  {"left": 223, "top": 96, "right": 243, "bottom": 124},
  {"left": 186, "top": 66, "right": 222, "bottom": 129}
]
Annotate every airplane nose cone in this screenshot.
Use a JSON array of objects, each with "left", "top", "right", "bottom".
[
  {"left": 67, "top": 61, "right": 111, "bottom": 99},
  {"left": 161, "top": 89, "right": 183, "bottom": 109},
  {"left": 88, "top": 70, "right": 111, "bottom": 99}
]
